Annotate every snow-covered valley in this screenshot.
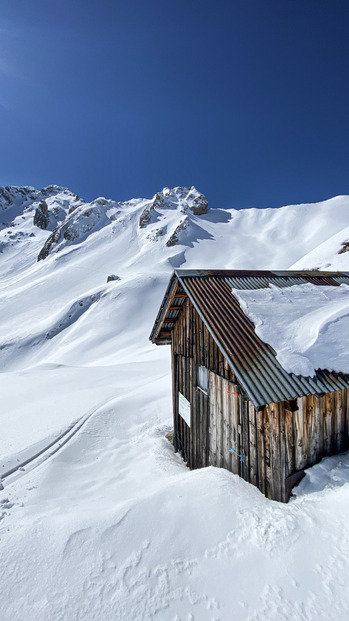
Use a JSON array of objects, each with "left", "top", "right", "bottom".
[{"left": 1, "top": 185, "right": 349, "bottom": 620}]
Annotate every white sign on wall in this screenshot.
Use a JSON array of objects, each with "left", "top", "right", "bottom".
[{"left": 178, "top": 392, "right": 191, "bottom": 427}]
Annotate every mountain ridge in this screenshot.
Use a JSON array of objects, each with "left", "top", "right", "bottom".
[{"left": 1, "top": 184, "right": 349, "bottom": 272}]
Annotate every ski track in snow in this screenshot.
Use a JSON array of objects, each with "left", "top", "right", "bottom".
[
  {"left": 1, "top": 185, "right": 349, "bottom": 620},
  {"left": 1, "top": 395, "right": 116, "bottom": 485}
]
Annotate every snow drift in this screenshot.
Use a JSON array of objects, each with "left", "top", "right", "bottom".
[{"left": 233, "top": 282, "right": 349, "bottom": 377}]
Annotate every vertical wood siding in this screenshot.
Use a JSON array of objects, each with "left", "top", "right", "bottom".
[
  {"left": 171, "top": 298, "right": 349, "bottom": 502},
  {"left": 172, "top": 299, "right": 236, "bottom": 381}
]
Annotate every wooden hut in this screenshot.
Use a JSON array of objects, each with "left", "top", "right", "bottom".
[{"left": 150, "top": 270, "right": 349, "bottom": 502}]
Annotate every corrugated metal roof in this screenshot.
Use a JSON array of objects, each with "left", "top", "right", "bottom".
[{"left": 150, "top": 270, "right": 349, "bottom": 407}]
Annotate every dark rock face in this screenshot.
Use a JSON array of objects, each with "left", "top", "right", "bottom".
[
  {"left": 139, "top": 205, "right": 153, "bottom": 228},
  {"left": 0, "top": 186, "right": 37, "bottom": 212},
  {"left": 0, "top": 187, "right": 14, "bottom": 208},
  {"left": 33, "top": 201, "right": 49, "bottom": 229},
  {"left": 166, "top": 216, "right": 190, "bottom": 247},
  {"left": 37, "top": 201, "right": 104, "bottom": 260},
  {"left": 339, "top": 241, "right": 349, "bottom": 255},
  {"left": 107, "top": 274, "right": 121, "bottom": 283},
  {"left": 37, "top": 225, "right": 62, "bottom": 260}
]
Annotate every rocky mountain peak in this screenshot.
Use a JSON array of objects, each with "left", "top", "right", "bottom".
[{"left": 139, "top": 186, "right": 208, "bottom": 228}]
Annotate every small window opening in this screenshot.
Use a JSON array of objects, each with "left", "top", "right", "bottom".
[
  {"left": 284, "top": 399, "right": 298, "bottom": 412},
  {"left": 197, "top": 366, "right": 208, "bottom": 394}
]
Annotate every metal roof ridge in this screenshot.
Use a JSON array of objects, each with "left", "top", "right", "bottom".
[{"left": 175, "top": 268, "right": 349, "bottom": 278}]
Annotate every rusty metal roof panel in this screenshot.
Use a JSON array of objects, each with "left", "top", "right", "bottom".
[
  {"left": 150, "top": 270, "right": 349, "bottom": 406},
  {"left": 333, "top": 275, "right": 349, "bottom": 285},
  {"left": 226, "top": 275, "right": 308, "bottom": 290}
]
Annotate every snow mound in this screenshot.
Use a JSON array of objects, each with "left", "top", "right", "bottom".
[{"left": 233, "top": 283, "right": 349, "bottom": 376}]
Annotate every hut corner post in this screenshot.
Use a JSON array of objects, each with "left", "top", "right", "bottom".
[{"left": 171, "top": 332, "right": 179, "bottom": 453}]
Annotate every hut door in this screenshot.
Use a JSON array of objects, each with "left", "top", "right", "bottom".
[{"left": 208, "top": 372, "right": 241, "bottom": 475}]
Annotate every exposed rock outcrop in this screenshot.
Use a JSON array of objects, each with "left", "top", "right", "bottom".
[
  {"left": 139, "top": 186, "right": 208, "bottom": 229},
  {"left": 37, "top": 199, "right": 111, "bottom": 260},
  {"left": 33, "top": 201, "right": 49, "bottom": 229},
  {"left": 166, "top": 216, "right": 190, "bottom": 247},
  {"left": 339, "top": 241, "right": 349, "bottom": 254},
  {"left": 107, "top": 274, "right": 121, "bottom": 283},
  {"left": 0, "top": 186, "right": 37, "bottom": 211}
]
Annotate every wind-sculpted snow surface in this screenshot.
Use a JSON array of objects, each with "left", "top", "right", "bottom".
[
  {"left": 233, "top": 283, "right": 349, "bottom": 377},
  {"left": 1, "top": 184, "right": 349, "bottom": 619},
  {"left": 1, "top": 380, "right": 349, "bottom": 621}
]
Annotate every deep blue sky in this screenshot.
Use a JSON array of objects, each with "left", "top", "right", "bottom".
[{"left": 1, "top": 1, "right": 349, "bottom": 209}]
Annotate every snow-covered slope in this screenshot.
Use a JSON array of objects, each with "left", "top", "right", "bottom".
[{"left": 1, "top": 185, "right": 349, "bottom": 620}]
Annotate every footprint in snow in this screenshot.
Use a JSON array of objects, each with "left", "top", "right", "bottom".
[{"left": 0, "top": 499, "right": 14, "bottom": 509}]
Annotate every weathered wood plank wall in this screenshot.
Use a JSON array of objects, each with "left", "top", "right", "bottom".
[
  {"left": 172, "top": 299, "right": 236, "bottom": 381},
  {"left": 171, "top": 297, "right": 349, "bottom": 502},
  {"left": 208, "top": 381, "right": 349, "bottom": 502},
  {"left": 172, "top": 298, "right": 236, "bottom": 468}
]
